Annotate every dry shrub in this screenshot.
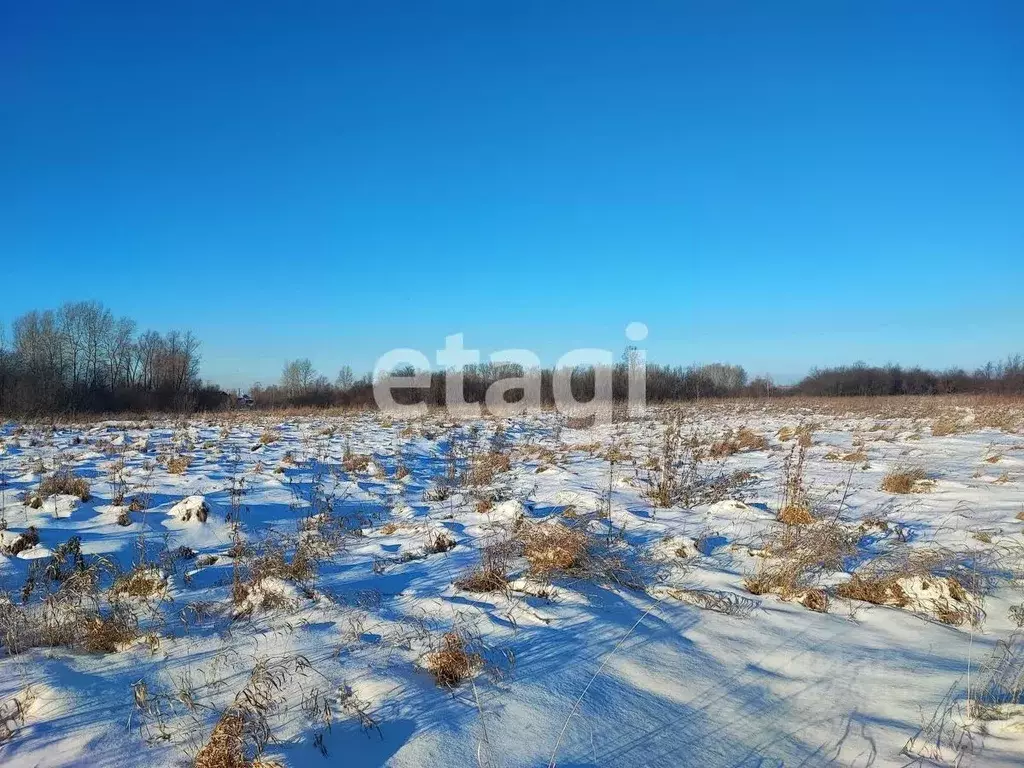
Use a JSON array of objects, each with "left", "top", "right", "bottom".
[
  {"left": 1, "top": 527, "right": 40, "bottom": 556},
  {"left": 342, "top": 453, "right": 371, "bottom": 473},
  {"left": 931, "top": 414, "right": 964, "bottom": 437},
  {"left": 836, "top": 575, "right": 909, "bottom": 606},
  {"left": 425, "top": 631, "right": 481, "bottom": 688},
  {"left": 801, "top": 589, "right": 829, "bottom": 612},
  {"left": 465, "top": 451, "right": 511, "bottom": 485},
  {"left": 38, "top": 470, "right": 91, "bottom": 501},
  {"left": 778, "top": 444, "right": 812, "bottom": 524},
  {"left": 425, "top": 531, "right": 457, "bottom": 554},
  {"left": 520, "top": 522, "right": 589, "bottom": 577},
  {"left": 709, "top": 427, "right": 769, "bottom": 458},
  {"left": 881, "top": 466, "right": 929, "bottom": 494},
  {"left": 166, "top": 455, "right": 192, "bottom": 475},
  {"left": 111, "top": 567, "right": 165, "bottom": 599},
  {"left": 194, "top": 657, "right": 299, "bottom": 768},
  {"left": 454, "top": 565, "right": 507, "bottom": 593}
]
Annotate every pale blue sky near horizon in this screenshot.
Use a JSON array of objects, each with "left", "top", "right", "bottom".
[{"left": 1, "top": 1, "right": 1022, "bottom": 390}]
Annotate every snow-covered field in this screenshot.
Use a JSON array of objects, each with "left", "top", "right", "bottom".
[{"left": 2, "top": 399, "right": 1024, "bottom": 767}]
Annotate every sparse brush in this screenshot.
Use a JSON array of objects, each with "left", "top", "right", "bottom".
[
  {"left": 881, "top": 466, "right": 929, "bottom": 494},
  {"left": 835, "top": 575, "right": 909, "bottom": 606},
  {"left": 454, "top": 565, "right": 507, "bottom": 593},
  {"left": 778, "top": 444, "right": 812, "bottom": 524},
  {"left": 425, "top": 630, "right": 481, "bottom": 688},
  {"left": 342, "top": 453, "right": 371, "bottom": 473},
  {"left": 709, "top": 427, "right": 769, "bottom": 458},
  {"left": 166, "top": 455, "right": 192, "bottom": 475},
  {"left": 425, "top": 531, "right": 457, "bottom": 554},
  {"left": 38, "top": 469, "right": 91, "bottom": 501},
  {"left": 111, "top": 567, "right": 165, "bottom": 599},
  {"left": 931, "top": 414, "right": 964, "bottom": 437},
  {"left": 464, "top": 451, "right": 511, "bottom": 486},
  {"left": 520, "top": 522, "right": 589, "bottom": 577},
  {"left": 194, "top": 656, "right": 301, "bottom": 768}
]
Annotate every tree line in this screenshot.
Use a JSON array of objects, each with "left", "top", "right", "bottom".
[
  {"left": 2, "top": 301, "right": 1021, "bottom": 416},
  {"left": 0, "top": 301, "right": 224, "bottom": 415}
]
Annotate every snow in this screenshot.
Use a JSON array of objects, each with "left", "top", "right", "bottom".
[{"left": 0, "top": 403, "right": 1022, "bottom": 766}]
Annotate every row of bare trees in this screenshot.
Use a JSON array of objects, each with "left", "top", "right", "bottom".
[
  {"left": 794, "top": 357, "right": 1024, "bottom": 397},
  {"left": 0, "top": 301, "right": 223, "bottom": 415}
]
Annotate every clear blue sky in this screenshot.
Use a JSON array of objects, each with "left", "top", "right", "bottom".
[{"left": 2, "top": 1, "right": 1021, "bottom": 388}]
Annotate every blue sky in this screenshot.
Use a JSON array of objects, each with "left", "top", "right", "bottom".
[{"left": 2, "top": 1, "right": 1021, "bottom": 388}]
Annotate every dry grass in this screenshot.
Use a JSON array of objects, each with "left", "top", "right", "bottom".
[
  {"left": 881, "top": 466, "right": 929, "bottom": 494},
  {"left": 521, "top": 522, "right": 589, "bottom": 577},
  {"left": 342, "top": 453, "right": 371, "bottom": 473},
  {"left": 111, "top": 567, "right": 165, "bottom": 599},
  {"left": 425, "top": 631, "right": 481, "bottom": 688},
  {"left": 465, "top": 451, "right": 511, "bottom": 485},
  {"left": 166, "top": 455, "right": 192, "bottom": 475},
  {"left": 709, "top": 427, "right": 769, "bottom": 458},
  {"left": 193, "top": 657, "right": 298, "bottom": 768},
  {"left": 454, "top": 565, "right": 508, "bottom": 593},
  {"left": 425, "top": 531, "right": 457, "bottom": 554},
  {"left": 836, "top": 575, "right": 909, "bottom": 606},
  {"left": 38, "top": 470, "right": 91, "bottom": 501},
  {"left": 744, "top": 520, "right": 860, "bottom": 605},
  {"left": 778, "top": 443, "right": 812, "bottom": 524}
]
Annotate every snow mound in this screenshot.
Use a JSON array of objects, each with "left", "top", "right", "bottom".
[
  {"left": 488, "top": 499, "right": 525, "bottom": 521},
  {"left": 169, "top": 495, "right": 210, "bottom": 523},
  {"left": 707, "top": 499, "right": 757, "bottom": 516},
  {"left": 553, "top": 489, "right": 603, "bottom": 510},
  {"left": 650, "top": 536, "right": 701, "bottom": 560}
]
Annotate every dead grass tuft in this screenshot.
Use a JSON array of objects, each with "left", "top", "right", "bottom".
[
  {"left": 111, "top": 568, "right": 165, "bottom": 599},
  {"left": 465, "top": 451, "right": 511, "bottom": 485},
  {"left": 521, "top": 522, "right": 589, "bottom": 577},
  {"left": 931, "top": 413, "right": 965, "bottom": 437},
  {"left": 836, "top": 575, "right": 909, "bottom": 606},
  {"left": 425, "top": 531, "right": 457, "bottom": 554},
  {"left": 709, "top": 427, "right": 769, "bottom": 458},
  {"left": 881, "top": 466, "right": 929, "bottom": 494},
  {"left": 38, "top": 470, "right": 91, "bottom": 501},
  {"left": 166, "top": 455, "right": 192, "bottom": 475},
  {"left": 425, "top": 631, "right": 481, "bottom": 688},
  {"left": 454, "top": 565, "right": 508, "bottom": 593}
]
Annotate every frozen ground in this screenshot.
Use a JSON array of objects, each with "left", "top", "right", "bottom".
[{"left": 1, "top": 399, "right": 1024, "bottom": 767}]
